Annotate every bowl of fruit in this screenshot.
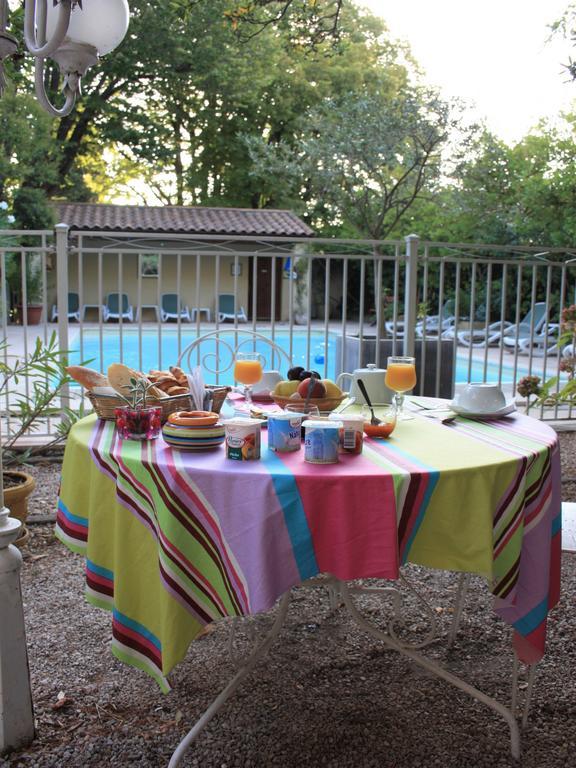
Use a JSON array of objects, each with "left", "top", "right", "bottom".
[{"left": 270, "top": 367, "right": 347, "bottom": 412}]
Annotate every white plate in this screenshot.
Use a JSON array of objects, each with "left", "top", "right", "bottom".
[{"left": 449, "top": 400, "right": 517, "bottom": 419}]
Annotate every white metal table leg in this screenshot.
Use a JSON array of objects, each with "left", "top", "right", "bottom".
[
  {"left": 522, "top": 664, "right": 537, "bottom": 728},
  {"left": 512, "top": 654, "right": 538, "bottom": 729},
  {"left": 327, "top": 581, "right": 340, "bottom": 610},
  {"left": 337, "top": 579, "right": 521, "bottom": 759},
  {"left": 168, "top": 591, "right": 292, "bottom": 768},
  {"left": 448, "top": 572, "right": 472, "bottom": 647},
  {"left": 169, "top": 574, "right": 526, "bottom": 764}
]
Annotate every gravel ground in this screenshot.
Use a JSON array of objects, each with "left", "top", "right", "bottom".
[{"left": 1, "top": 432, "right": 575, "bottom": 768}]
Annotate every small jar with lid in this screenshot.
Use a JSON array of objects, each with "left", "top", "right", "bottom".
[{"left": 329, "top": 413, "right": 364, "bottom": 455}]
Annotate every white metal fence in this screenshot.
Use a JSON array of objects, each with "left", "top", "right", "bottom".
[{"left": 1, "top": 226, "right": 575, "bottom": 439}]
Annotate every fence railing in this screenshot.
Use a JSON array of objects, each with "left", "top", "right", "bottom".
[{"left": 1, "top": 226, "right": 575, "bottom": 439}]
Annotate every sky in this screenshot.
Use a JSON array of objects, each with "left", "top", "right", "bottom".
[{"left": 362, "top": 0, "right": 576, "bottom": 144}]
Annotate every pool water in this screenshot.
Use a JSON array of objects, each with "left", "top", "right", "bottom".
[
  {"left": 69, "top": 329, "right": 530, "bottom": 386},
  {"left": 70, "top": 329, "right": 335, "bottom": 385}
]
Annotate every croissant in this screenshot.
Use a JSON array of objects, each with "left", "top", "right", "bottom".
[{"left": 169, "top": 366, "right": 188, "bottom": 386}]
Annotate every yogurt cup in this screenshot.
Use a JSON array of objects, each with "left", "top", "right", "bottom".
[
  {"left": 224, "top": 418, "right": 263, "bottom": 460},
  {"left": 302, "top": 419, "right": 342, "bottom": 464},
  {"left": 329, "top": 413, "right": 364, "bottom": 454},
  {"left": 267, "top": 412, "right": 302, "bottom": 453}
]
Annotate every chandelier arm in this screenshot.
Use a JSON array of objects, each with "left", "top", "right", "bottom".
[
  {"left": 24, "top": 0, "right": 72, "bottom": 58},
  {"left": 34, "top": 56, "right": 76, "bottom": 117}
]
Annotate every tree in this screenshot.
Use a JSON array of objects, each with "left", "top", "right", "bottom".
[
  {"left": 219, "top": 0, "right": 345, "bottom": 48},
  {"left": 247, "top": 88, "right": 452, "bottom": 239},
  {"left": 0, "top": 90, "right": 59, "bottom": 227},
  {"left": 405, "top": 120, "right": 576, "bottom": 248}
]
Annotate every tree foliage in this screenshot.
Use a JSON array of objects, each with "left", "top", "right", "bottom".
[
  {"left": 247, "top": 88, "right": 453, "bottom": 238},
  {"left": 403, "top": 121, "right": 576, "bottom": 247},
  {"left": 0, "top": 0, "right": 573, "bottom": 257}
]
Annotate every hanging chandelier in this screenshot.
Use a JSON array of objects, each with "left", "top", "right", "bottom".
[{"left": 0, "top": 0, "right": 130, "bottom": 117}]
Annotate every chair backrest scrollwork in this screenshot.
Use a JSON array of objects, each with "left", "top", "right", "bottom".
[{"left": 177, "top": 329, "right": 291, "bottom": 383}]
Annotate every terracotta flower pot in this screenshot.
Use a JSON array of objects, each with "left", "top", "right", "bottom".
[
  {"left": 15, "top": 304, "right": 43, "bottom": 325},
  {"left": 3, "top": 470, "right": 36, "bottom": 525}
]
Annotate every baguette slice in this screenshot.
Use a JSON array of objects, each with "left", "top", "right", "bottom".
[
  {"left": 107, "top": 363, "right": 168, "bottom": 400},
  {"left": 66, "top": 366, "right": 109, "bottom": 390}
]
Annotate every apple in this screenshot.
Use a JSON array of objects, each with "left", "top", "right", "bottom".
[
  {"left": 297, "top": 377, "right": 326, "bottom": 399},
  {"left": 273, "top": 380, "right": 299, "bottom": 397},
  {"left": 321, "top": 379, "right": 343, "bottom": 398}
]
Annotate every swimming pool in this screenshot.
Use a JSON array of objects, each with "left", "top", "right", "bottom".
[{"left": 69, "top": 329, "right": 531, "bottom": 386}]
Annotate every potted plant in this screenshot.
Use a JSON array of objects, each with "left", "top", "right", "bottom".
[
  {"left": 5, "top": 252, "right": 44, "bottom": 325},
  {"left": 292, "top": 252, "right": 310, "bottom": 325},
  {"left": 1, "top": 333, "right": 83, "bottom": 545},
  {"left": 517, "top": 305, "right": 576, "bottom": 413},
  {"left": 114, "top": 377, "right": 162, "bottom": 440}
]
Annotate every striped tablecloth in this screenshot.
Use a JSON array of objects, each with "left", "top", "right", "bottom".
[{"left": 56, "top": 410, "right": 561, "bottom": 692}]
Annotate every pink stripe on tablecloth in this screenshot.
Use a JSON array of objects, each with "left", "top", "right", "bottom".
[{"left": 275, "top": 448, "right": 399, "bottom": 580}]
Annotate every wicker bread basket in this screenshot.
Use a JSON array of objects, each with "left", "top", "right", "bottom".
[{"left": 87, "top": 385, "right": 230, "bottom": 422}]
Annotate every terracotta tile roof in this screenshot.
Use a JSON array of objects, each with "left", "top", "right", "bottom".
[{"left": 55, "top": 203, "right": 313, "bottom": 237}]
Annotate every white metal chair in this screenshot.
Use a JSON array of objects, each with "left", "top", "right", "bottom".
[{"left": 177, "top": 328, "right": 291, "bottom": 385}]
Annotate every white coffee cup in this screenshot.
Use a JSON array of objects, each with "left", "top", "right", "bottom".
[{"left": 455, "top": 383, "right": 507, "bottom": 413}]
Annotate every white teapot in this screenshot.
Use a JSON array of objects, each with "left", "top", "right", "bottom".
[{"left": 337, "top": 363, "right": 392, "bottom": 405}]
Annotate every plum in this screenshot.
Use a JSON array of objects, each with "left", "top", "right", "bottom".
[
  {"left": 287, "top": 366, "right": 305, "bottom": 381},
  {"left": 298, "top": 370, "right": 321, "bottom": 381}
]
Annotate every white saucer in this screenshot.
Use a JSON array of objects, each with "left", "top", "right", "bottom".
[{"left": 449, "top": 399, "right": 517, "bottom": 419}]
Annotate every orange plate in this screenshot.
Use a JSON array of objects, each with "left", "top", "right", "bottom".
[
  {"left": 363, "top": 422, "right": 395, "bottom": 439},
  {"left": 168, "top": 410, "right": 219, "bottom": 427}
]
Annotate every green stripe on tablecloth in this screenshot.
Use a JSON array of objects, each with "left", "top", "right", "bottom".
[{"left": 59, "top": 416, "right": 205, "bottom": 678}]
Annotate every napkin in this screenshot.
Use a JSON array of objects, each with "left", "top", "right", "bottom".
[{"left": 186, "top": 367, "right": 206, "bottom": 411}]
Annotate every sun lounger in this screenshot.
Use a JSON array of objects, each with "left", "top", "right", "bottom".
[
  {"left": 102, "top": 293, "right": 134, "bottom": 323},
  {"left": 161, "top": 294, "right": 191, "bottom": 322}
]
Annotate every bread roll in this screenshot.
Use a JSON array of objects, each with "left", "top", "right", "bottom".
[
  {"left": 152, "top": 375, "right": 180, "bottom": 392},
  {"left": 169, "top": 366, "right": 188, "bottom": 385},
  {"left": 107, "top": 363, "right": 168, "bottom": 400},
  {"left": 166, "top": 385, "right": 189, "bottom": 396},
  {"left": 148, "top": 370, "right": 172, "bottom": 381},
  {"left": 66, "top": 366, "right": 109, "bottom": 390}
]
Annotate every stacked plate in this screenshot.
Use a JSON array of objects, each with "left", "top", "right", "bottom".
[{"left": 162, "top": 421, "right": 225, "bottom": 451}]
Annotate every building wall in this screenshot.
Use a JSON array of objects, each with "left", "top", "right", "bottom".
[{"left": 44, "top": 234, "right": 308, "bottom": 323}]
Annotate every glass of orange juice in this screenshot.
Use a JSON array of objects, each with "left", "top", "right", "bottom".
[
  {"left": 234, "top": 352, "right": 263, "bottom": 406},
  {"left": 385, "top": 356, "right": 417, "bottom": 420}
]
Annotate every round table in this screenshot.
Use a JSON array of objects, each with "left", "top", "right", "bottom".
[{"left": 56, "top": 407, "right": 562, "bottom": 759}]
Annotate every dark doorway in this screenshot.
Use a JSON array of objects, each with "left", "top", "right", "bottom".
[{"left": 249, "top": 256, "right": 282, "bottom": 321}]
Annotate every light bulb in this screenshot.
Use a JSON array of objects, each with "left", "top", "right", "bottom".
[{"left": 46, "top": 0, "right": 130, "bottom": 56}]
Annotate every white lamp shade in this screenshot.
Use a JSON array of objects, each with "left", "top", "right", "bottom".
[{"left": 46, "top": 0, "right": 130, "bottom": 56}]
